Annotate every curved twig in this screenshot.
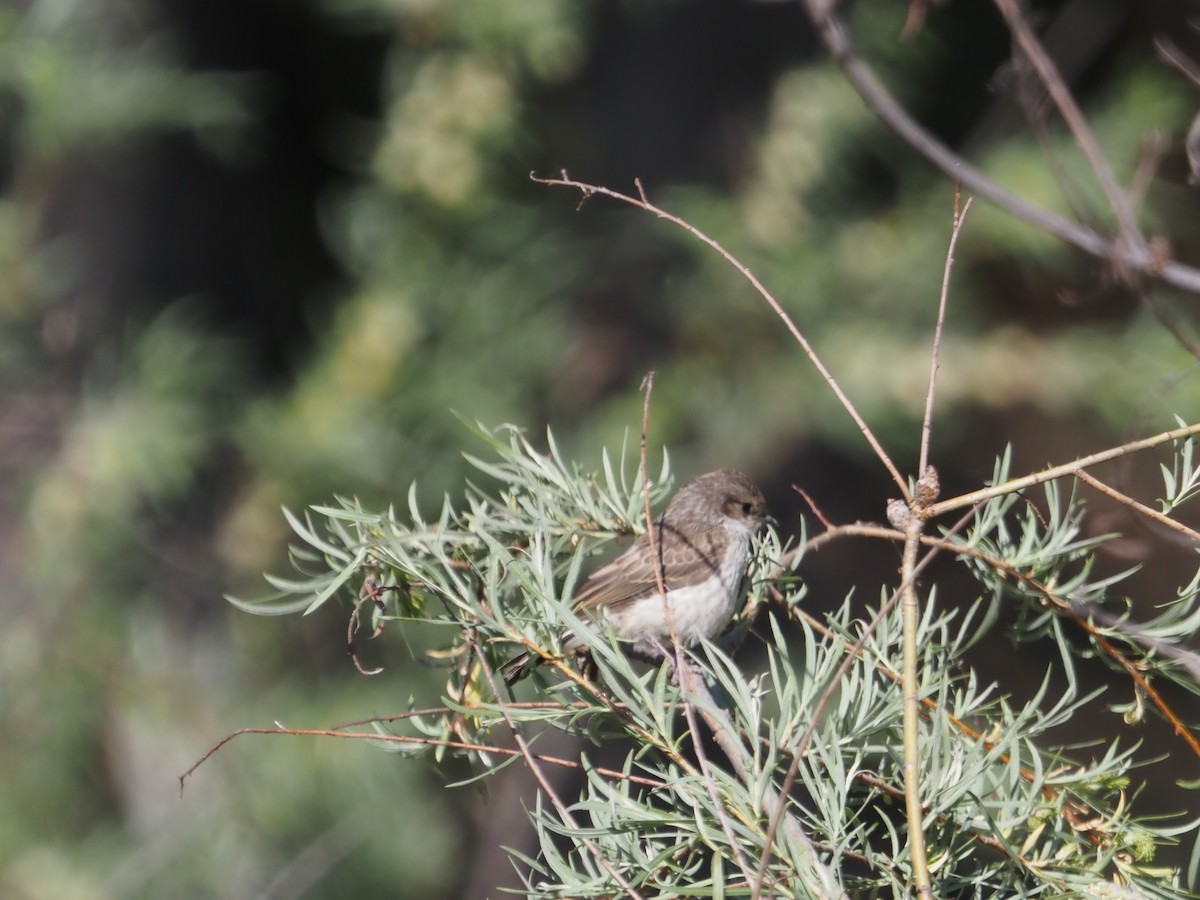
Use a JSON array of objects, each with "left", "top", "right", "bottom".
[{"left": 533, "top": 171, "right": 912, "bottom": 504}]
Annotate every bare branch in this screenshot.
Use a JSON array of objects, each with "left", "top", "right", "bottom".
[
  {"left": 533, "top": 171, "right": 912, "bottom": 504},
  {"left": 919, "top": 190, "right": 972, "bottom": 477},
  {"left": 638, "top": 371, "right": 758, "bottom": 887},
  {"left": 788, "top": 522, "right": 1200, "bottom": 760},
  {"left": 469, "top": 635, "right": 648, "bottom": 899},
  {"left": 796, "top": 1, "right": 1200, "bottom": 295},
  {"left": 179, "top": 722, "right": 666, "bottom": 794},
  {"left": 752, "top": 504, "right": 981, "bottom": 899},
  {"left": 925, "top": 420, "right": 1200, "bottom": 518},
  {"left": 992, "top": 0, "right": 1146, "bottom": 268},
  {"left": 1074, "top": 469, "right": 1200, "bottom": 546}
]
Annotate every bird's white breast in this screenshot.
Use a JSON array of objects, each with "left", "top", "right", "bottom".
[{"left": 602, "top": 524, "right": 751, "bottom": 647}]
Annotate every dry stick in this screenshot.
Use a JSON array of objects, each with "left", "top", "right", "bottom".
[
  {"left": 992, "top": 0, "right": 1145, "bottom": 265},
  {"left": 1157, "top": 36, "right": 1200, "bottom": 90},
  {"left": 901, "top": 186, "right": 978, "bottom": 900},
  {"left": 634, "top": 401, "right": 845, "bottom": 900},
  {"left": 780, "top": 530, "right": 1140, "bottom": 853},
  {"left": 1074, "top": 469, "right": 1200, "bottom": 545},
  {"left": 808, "top": 522, "right": 1200, "bottom": 761},
  {"left": 1085, "top": 633, "right": 1200, "bottom": 761},
  {"left": 926, "top": 538, "right": 1200, "bottom": 691},
  {"left": 798, "top": 537, "right": 1200, "bottom": 841},
  {"left": 796, "top": 0, "right": 1200, "bottom": 296},
  {"left": 1066, "top": 598, "right": 1200, "bottom": 689},
  {"left": 919, "top": 191, "right": 972, "bottom": 477},
  {"left": 468, "top": 636, "right": 648, "bottom": 900},
  {"left": 533, "top": 172, "right": 912, "bottom": 506},
  {"left": 925, "top": 421, "right": 1200, "bottom": 518},
  {"left": 1075, "top": 630, "right": 1200, "bottom": 758},
  {"left": 785, "top": 602, "right": 1130, "bottom": 855},
  {"left": 332, "top": 700, "right": 633, "bottom": 731},
  {"left": 749, "top": 504, "right": 982, "bottom": 900},
  {"left": 898, "top": 517, "right": 931, "bottom": 898},
  {"left": 636, "top": 392, "right": 839, "bottom": 895},
  {"left": 936, "top": 536, "right": 1200, "bottom": 760},
  {"left": 636, "top": 371, "right": 758, "bottom": 888},
  {"left": 805, "top": 523, "right": 1200, "bottom": 758},
  {"left": 178, "top": 725, "right": 664, "bottom": 792},
  {"left": 1138, "top": 284, "right": 1200, "bottom": 361}
]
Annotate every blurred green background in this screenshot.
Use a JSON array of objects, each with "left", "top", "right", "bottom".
[{"left": 2, "top": 0, "right": 1199, "bottom": 897}]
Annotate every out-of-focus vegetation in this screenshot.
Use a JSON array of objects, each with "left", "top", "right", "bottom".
[{"left": 1, "top": 0, "right": 1198, "bottom": 897}]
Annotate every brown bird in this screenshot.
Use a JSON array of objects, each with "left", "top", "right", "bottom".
[{"left": 503, "top": 468, "right": 772, "bottom": 684}]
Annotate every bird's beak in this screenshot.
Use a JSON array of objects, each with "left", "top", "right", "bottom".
[{"left": 765, "top": 513, "right": 779, "bottom": 528}]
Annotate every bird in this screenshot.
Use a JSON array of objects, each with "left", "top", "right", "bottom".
[{"left": 502, "top": 468, "right": 773, "bottom": 684}]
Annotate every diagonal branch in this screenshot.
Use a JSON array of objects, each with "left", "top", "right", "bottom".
[
  {"left": 992, "top": 0, "right": 1146, "bottom": 265},
  {"left": 1073, "top": 468, "right": 1200, "bottom": 546},
  {"left": 469, "top": 634, "right": 648, "bottom": 899},
  {"left": 796, "top": 0, "right": 1200, "bottom": 296},
  {"left": 750, "top": 504, "right": 982, "bottom": 900},
  {"left": 178, "top": 722, "right": 668, "bottom": 793},
  {"left": 925, "top": 420, "right": 1200, "bottom": 518},
  {"left": 783, "top": 522, "right": 1200, "bottom": 760}
]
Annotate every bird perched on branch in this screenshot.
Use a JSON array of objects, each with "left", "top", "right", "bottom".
[{"left": 503, "top": 468, "right": 773, "bottom": 684}]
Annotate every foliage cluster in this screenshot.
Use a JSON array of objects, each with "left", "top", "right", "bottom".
[{"left": 249, "top": 424, "right": 1200, "bottom": 897}]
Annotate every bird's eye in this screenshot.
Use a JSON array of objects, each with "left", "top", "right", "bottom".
[{"left": 741, "top": 501, "right": 753, "bottom": 515}]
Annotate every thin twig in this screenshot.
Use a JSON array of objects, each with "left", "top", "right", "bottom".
[
  {"left": 751, "top": 504, "right": 982, "bottom": 899},
  {"left": 1156, "top": 36, "right": 1200, "bottom": 90},
  {"left": 775, "top": 529, "right": 1169, "bottom": 843},
  {"left": 919, "top": 190, "right": 972, "bottom": 476},
  {"left": 776, "top": 606, "right": 1105, "bottom": 847},
  {"left": 793, "top": 485, "right": 835, "bottom": 530},
  {"left": 468, "top": 634, "right": 648, "bottom": 899},
  {"left": 992, "top": 0, "right": 1147, "bottom": 272},
  {"left": 901, "top": 186, "right": 977, "bottom": 899},
  {"left": 796, "top": 0, "right": 1200, "bottom": 295},
  {"left": 924, "top": 420, "right": 1200, "bottom": 518},
  {"left": 939, "top": 537, "right": 1200, "bottom": 761},
  {"left": 332, "top": 700, "right": 623, "bottom": 731},
  {"left": 637, "top": 370, "right": 757, "bottom": 887},
  {"left": 534, "top": 171, "right": 912, "bottom": 504},
  {"left": 178, "top": 724, "right": 665, "bottom": 792},
  {"left": 792, "top": 521, "right": 1200, "bottom": 760},
  {"left": 1073, "top": 469, "right": 1200, "bottom": 546},
  {"left": 1077, "top": 621, "right": 1200, "bottom": 760}
]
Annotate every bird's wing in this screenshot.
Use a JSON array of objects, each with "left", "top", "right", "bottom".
[{"left": 572, "top": 523, "right": 724, "bottom": 614}]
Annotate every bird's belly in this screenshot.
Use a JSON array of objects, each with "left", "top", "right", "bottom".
[{"left": 604, "top": 576, "right": 737, "bottom": 646}]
